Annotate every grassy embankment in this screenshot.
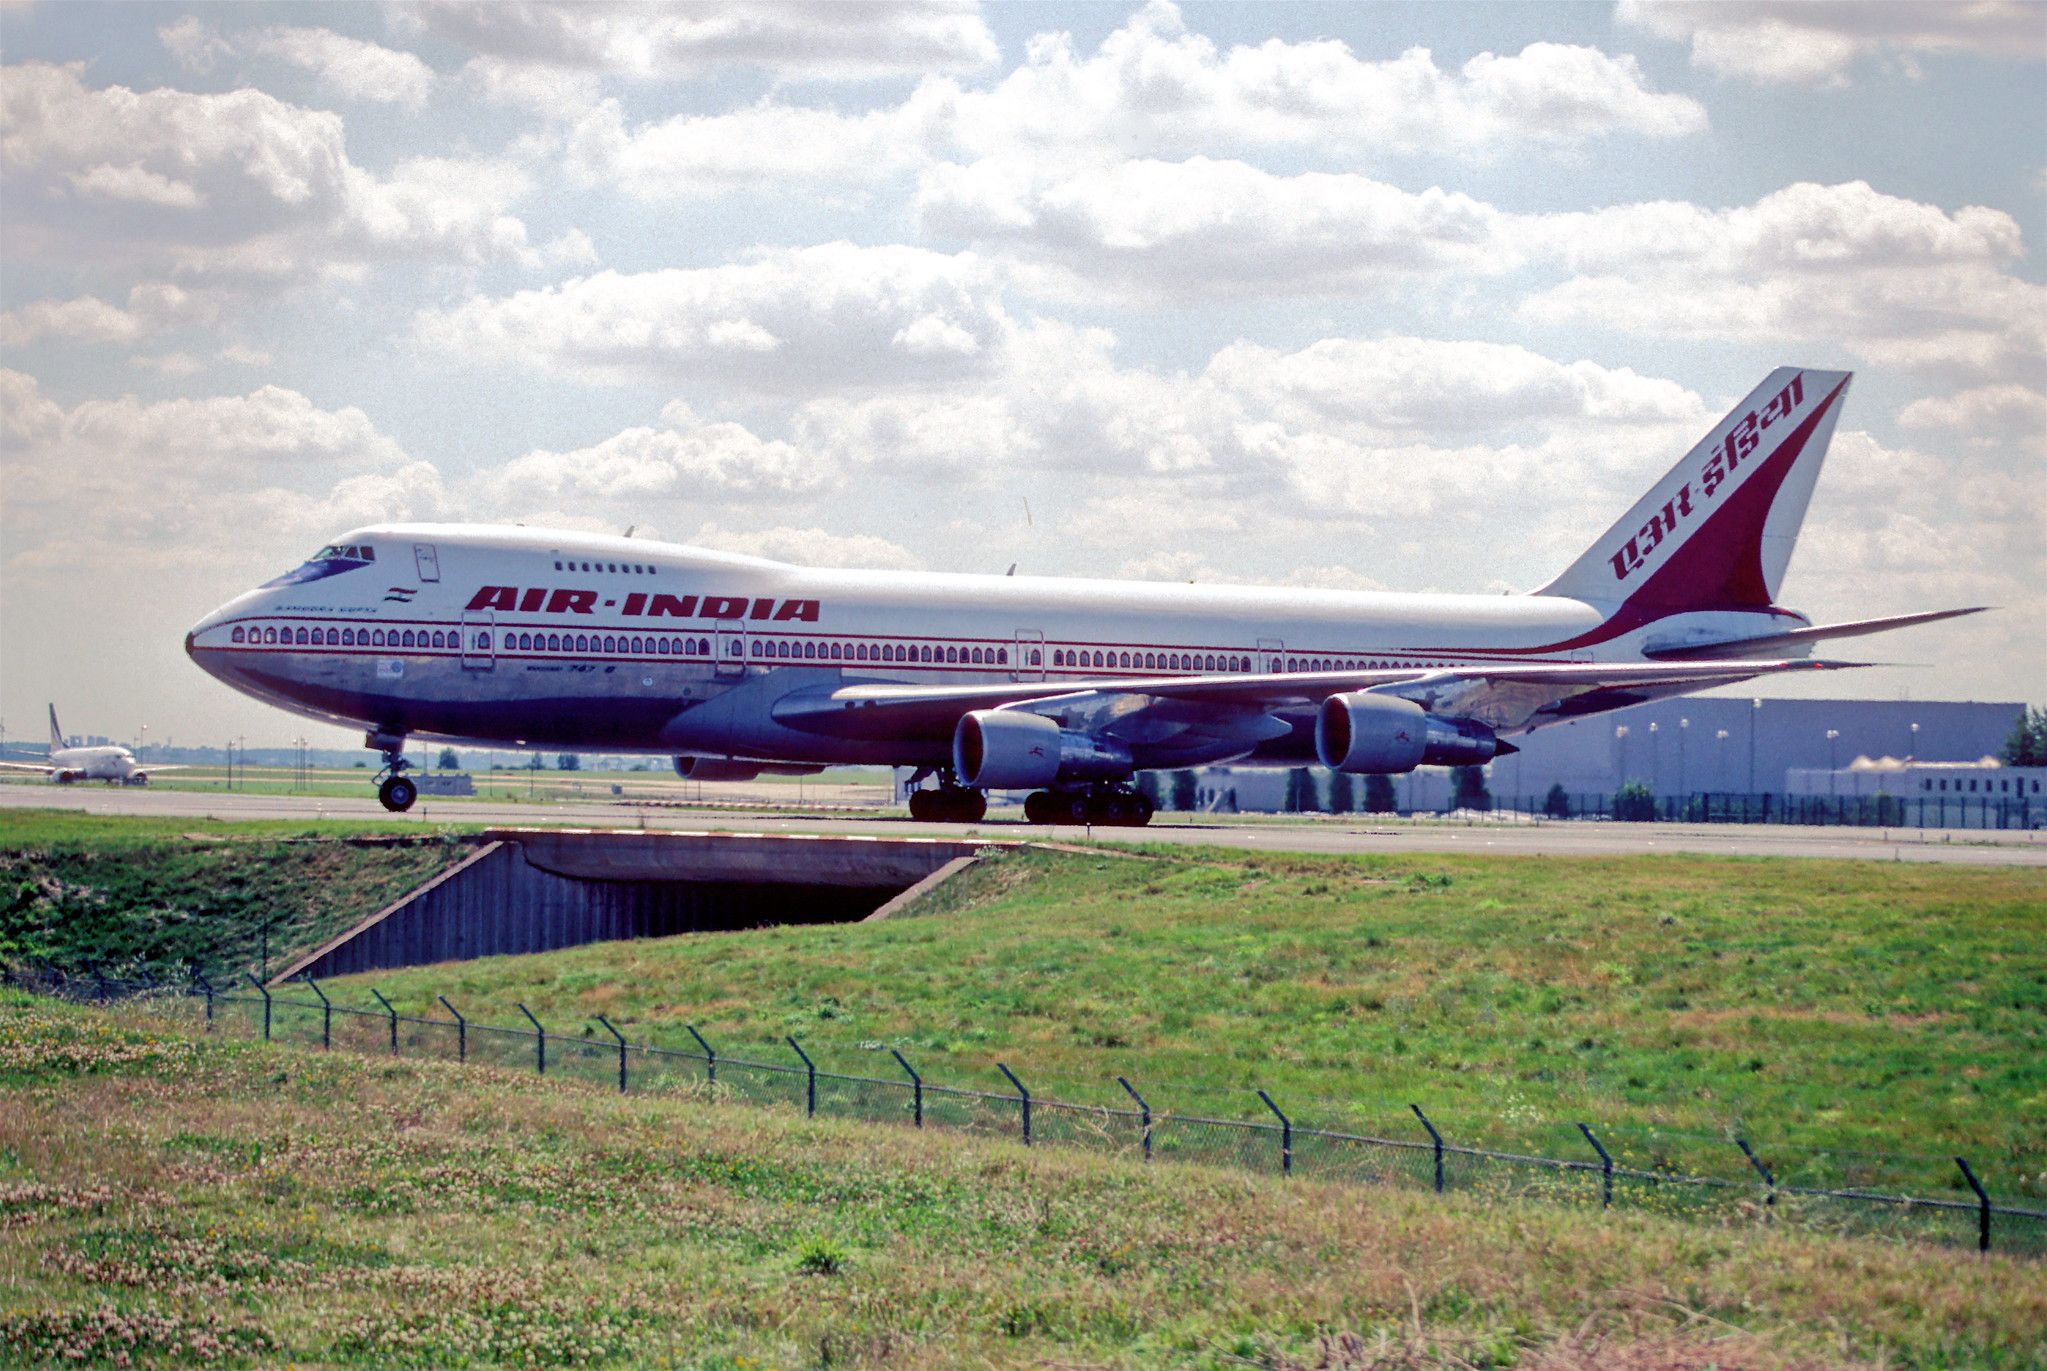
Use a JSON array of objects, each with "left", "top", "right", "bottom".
[
  {"left": 0, "top": 765, "right": 897, "bottom": 806},
  {"left": 0, "top": 811, "right": 473, "bottom": 979},
  {"left": 3, "top": 992, "right": 2042, "bottom": 1369},
  {"left": 348, "top": 844, "right": 2046, "bottom": 1198}
]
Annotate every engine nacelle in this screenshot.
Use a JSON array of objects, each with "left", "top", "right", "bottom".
[
  {"left": 953, "top": 711, "right": 1133, "bottom": 790},
  {"left": 673, "top": 756, "right": 825, "bottom": 782},
  {"left": 1316, "top": 693, "right": 1504, "bottom": 773}
]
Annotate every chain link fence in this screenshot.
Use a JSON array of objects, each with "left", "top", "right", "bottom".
[{"left": 10, "top": 966, "right": 2039, "bottom": 1257}]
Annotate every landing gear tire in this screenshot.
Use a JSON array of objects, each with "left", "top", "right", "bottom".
[
  {"left": 910, "top": 786, "right": 985, "bottom": 824},
  {"left": 378, "top": 774, "right": 417, "bottom": 812},
  {"left": 1029, "top": 786, "right": 1155, "bottom": 827}
]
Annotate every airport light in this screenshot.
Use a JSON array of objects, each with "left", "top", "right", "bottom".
[
  {"left": 1827, "top": 728, "right": 1841, "bottom": 795},
  {"left": 1749, "top": 699, "right": 1762, "bottom": 796},
  {"left": 1909, "top": 721, "right": 1920, "bottom": 761},
  {"left": 1648, "top": 721, "right": 1659, "bottom": 795},
  {"left": 1678, "top": 718, "right": 1689, "bottom": 799}
]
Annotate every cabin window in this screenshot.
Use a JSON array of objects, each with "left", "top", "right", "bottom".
[
  {"left": 477, "top": 632, "right": 490, "bottom": 650},
  {"left": 751, "top": 642, "right": 764, "bottom": 657},
  {"left": 938, "top": 645, "right": 952, "bottom": 663},
  {"left": 854, "top": 643, "right": 867, "bottom": 661},
  {"left": 263, "top": 627, "right": 276, "bottom": 644},
  {"left": 829, "top": 642, "right": 843, "bottom": 660},
  {"left": 231, "top": 627, "right": 245, "bottom": 643},
  {"left": 324, "top": 629, "right": 336, "bottom": 645}
]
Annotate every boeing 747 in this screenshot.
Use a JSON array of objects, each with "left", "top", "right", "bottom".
[{"left": 185, "top": 368, "right": 1981, "bottom": 821}]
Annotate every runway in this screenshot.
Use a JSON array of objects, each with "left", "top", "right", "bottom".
[{"left": 4, "top": 784, "right": 2042, "bottom": 866}]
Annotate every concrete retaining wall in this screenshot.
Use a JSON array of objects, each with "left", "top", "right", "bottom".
[{"left": 274, "top": 829, "right": 998, "bottom": 984}]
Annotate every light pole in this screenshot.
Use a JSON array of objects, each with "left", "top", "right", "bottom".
[
  {"left": 1715, "top": 729, "right": 1729, "bottom": 791},
  {"left": 1614, "top": 725, "right": 1630, "bottom": 785},
  {"left": 1677, "top": 718, "right": 1689, "bottom": 800},
  {"left": 1748, "top": 698, "right": 1762, "bottom": 797},
  {"left": 1648, "top": 721, "right": 1660, "bottom": 796},
  {"left": 236, "top": 735, "right": 245, "bottom": 791},
  {"left": 1827, "top": 729, "right": 1841, "bottom": 795},
  {"left": 137, "top": 723, "right": 148, "bottom": 757},
  {"left": 1908, "top": 721, "right": 1919, "bottom": 761}
]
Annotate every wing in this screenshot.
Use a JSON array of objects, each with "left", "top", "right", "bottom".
[
  {"left": 1644, "top": 607, "right": 1987, "bottom": 661},
  {"left": 0, "top": 761, "right": 55, "bottom": 773},
  {"left": 773, "top": 658, "right": 1858, "bottom": 743}
]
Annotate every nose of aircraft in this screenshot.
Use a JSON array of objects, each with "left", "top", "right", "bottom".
[{"left": 184, "top": 597, "right": 248, "bottom": 681}]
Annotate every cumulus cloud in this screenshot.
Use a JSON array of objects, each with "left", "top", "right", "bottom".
[
  {"left": 1897, "top": 384, "right": 2047, "bottom": 442},
  {"left": 0, "top": 368, "right": 439, "bottom": 573},
  {"left": 1619, "top": 0, "right": 2047, "bottom": 86},
  {"left": 245, "top": 25, "right": 436, "bottom": 111},
  {"left": 928, "top": 2, "right": 1704, "bottom": 160},
  {"left": 1, "top": 63, "right": 551, "bottom": 277},
  {"left": 481, "top": 401, "right": 835, "bottom": 511},
  {"left": 554, "top": 94, "right": 942, "bottom": 200},
  {"left": 1521, "top": 181, "right": 2044, "bottom": 385},
  {"left": 688, "top": 522, "right": 923, "bottom": 569},
  {"left": 417, "top": 244, "right": 1010, "bottom": 391},
  {"left": 918, "top": 156, "right": 1516, "bottom": 301},
  {"left": 400, "top": 0, "right": 997, "bottom": 80}
]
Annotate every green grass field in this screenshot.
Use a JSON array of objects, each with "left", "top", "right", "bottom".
[
  {"left": 0, "top": 812, "right": 472, "bottom": 980},
  {"left": 341, "top": 845, "right": 2046, "bottom": 1201},
  {"left": 3, "top": 992, "right": 2042, "bottom": 1369}
]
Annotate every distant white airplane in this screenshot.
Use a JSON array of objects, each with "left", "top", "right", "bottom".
[
  {"left": 0, "top": 705, "right": 179, "bottom": 785},
  {"left": 186, "top": 367, "right": 1981, "bottom": 822}
]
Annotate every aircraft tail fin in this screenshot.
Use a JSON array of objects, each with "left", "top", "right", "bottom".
[
  {"left": 1537, "top": 368, "right": 1851, "bottom": 613},
  {"left": 48, "top": 704, "right": 65, "bottom": 753}
]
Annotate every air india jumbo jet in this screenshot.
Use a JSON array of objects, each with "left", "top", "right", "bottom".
[{"left": 186, "top": 368, "right": 1978, "bottom": 822}]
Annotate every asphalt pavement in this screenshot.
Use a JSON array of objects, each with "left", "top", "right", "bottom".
[{"left": 4, "top": 783, "right": 2042, "bottom": 865}]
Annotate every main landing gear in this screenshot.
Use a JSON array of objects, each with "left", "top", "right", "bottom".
[
  {"left": 369, "top": 732, "right": 416, "bottom": 812},
  {"left": 1022, "top": 785, "right": 1154, "bottom": 828}
]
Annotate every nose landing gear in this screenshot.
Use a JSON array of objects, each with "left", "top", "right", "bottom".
[
  {"left": 1021, "top": 785, "right": 1155, "bottom": 827},
  {"left": 368, "top": 732, "right": 416, "bottom": 812}
]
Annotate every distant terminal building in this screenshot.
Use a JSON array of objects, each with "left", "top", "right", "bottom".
[
  {"left": 1785, "top": 757, "right": 2042, "bottom": 829},
  {"left": 1194, "top": 698, "right": 2028, "bottom": 814}
]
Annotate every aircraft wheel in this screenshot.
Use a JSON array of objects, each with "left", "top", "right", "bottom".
[
  {"left": 1065, "top": 792, "right": 1095, "bottom": 825},
  {"left": 378, "top": 774, "right": 418, "bottom": 812},
  {"left": 951, "top": 789, "right": 987, "bottom": 824},
  {"left": 1125, "top": 792, "right": 1155, "bottom": 827},
  {"left": 1022, "top": 791, "right": 1057, "bottom": 824},
  {"left": 1098, "top": 791, "right": 1134, "bottom": 826},
  {"left": 908, "top": 789, "right": 938, "bottom": 822}
]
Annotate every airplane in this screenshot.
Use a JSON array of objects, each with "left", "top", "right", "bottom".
[
  {"left": 0, "top": 705, "right": 180, "bottom": 785},
  {"left": 185, "top": 367, "right": 1982, "bottom": 822}
]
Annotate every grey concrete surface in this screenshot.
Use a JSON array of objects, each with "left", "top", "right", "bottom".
[{"left": 4, "top": 783, "right": 2042, "bottom": 865}]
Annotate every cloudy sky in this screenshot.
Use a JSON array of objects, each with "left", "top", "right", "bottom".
[{"left": 2, "top": 0, "right": 2042, "bottom": 752}]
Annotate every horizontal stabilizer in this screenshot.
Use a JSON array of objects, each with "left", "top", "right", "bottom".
[{"left": 1643, "top": 607, "right": 1988, "bottom": 661}]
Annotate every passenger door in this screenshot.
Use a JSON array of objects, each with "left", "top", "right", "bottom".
[
  {"left": 1014, "top": 629, "right": 1045, "bottom": 681},
  {"left": 1257, "top": 637, "right": 1285, "bottom": 673},
  {"left": 714, "top": 619, "right": 746, "bottom": 677},
  {"left": 460, "top": 608, "right": 494, "bottom": 671},
  {"left": 413, "top": 543, "right": 441, "bottom": 582}
]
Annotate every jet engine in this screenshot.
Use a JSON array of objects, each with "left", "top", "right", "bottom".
[
  {"left": 953, "top": 710, "right": 1132, "bottom": 790},
  {"left": 673, "top": 756, "right": 825, "bottom": 782},
  {"left": 1315, "top": 693, "right": 1505, "bottom": 773}
]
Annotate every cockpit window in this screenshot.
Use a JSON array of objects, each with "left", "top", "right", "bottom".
[{"left": 261, "top": 542, "right": 376, "bottom": 588}]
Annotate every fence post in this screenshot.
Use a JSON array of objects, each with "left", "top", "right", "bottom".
[
  {"left": 191, "top": 968, "right": 215, "bottom": 1027},
  {"left": 997, "top": 1062, "right": 1031, "bottom": 1146},
  {"left": 596, "top": 1014, "right": 628, "bottom": 1094},
  {"left": 300, "top": 975, "right": 332, "bottom": 1051},
  {"left": 438, "top": 995, "right": 466, "bottom": 1064},
  {"left": 517, "top": 1003, "right": 546, "bottom": 1076},
  {"left": 369, "top": 989, "right": 399, "bottom": 1056},
  {"left": 1955, "top": 1156, "right": 1991, "bottom": 1253},
  {"left": 243, "top": 973, "right": 272, "bottom": 1041},
  {"left": 1411, "top": 1104, "right": 1444, "bottom": 1194},
  {"left": 687, "top": 1024, "right": 716, "bottom": 1086},
  {"left": 890, "top": 1048, "right": 923, "bottom": 1128},
  {"left": 1258, "top": 1090, "right": 1291, "bottom": 1177},
  {"left": 1118, "top": 1076, "right": 1151, "bottom": 1161},
  {"left": 786, "top": 1036, "right": 815, "bottom": 1117},
  {"left": 1578, "top": 1123, "right": 1613, "bottom": 1208},
  {"left": 1735, "top": 1138, "right": 1776, "bottom": 1207}
]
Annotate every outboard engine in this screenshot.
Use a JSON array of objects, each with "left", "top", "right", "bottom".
[
  {"left": 673, "top": 756, "right": 825, "bottom": 782},
  {"left": 953, "top": 711, "right": 1132, "bottom": 790},
  {"left": 1316, "top": 693, "right": 1504, "bottom": 773}
]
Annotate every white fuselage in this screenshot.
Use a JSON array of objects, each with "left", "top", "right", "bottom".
[
  {"left": 46, "top": 745, "right": 149, "bottom": 783},
  {"left": 186, "top": 523, "right": 1798, "bottom": 766}
]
